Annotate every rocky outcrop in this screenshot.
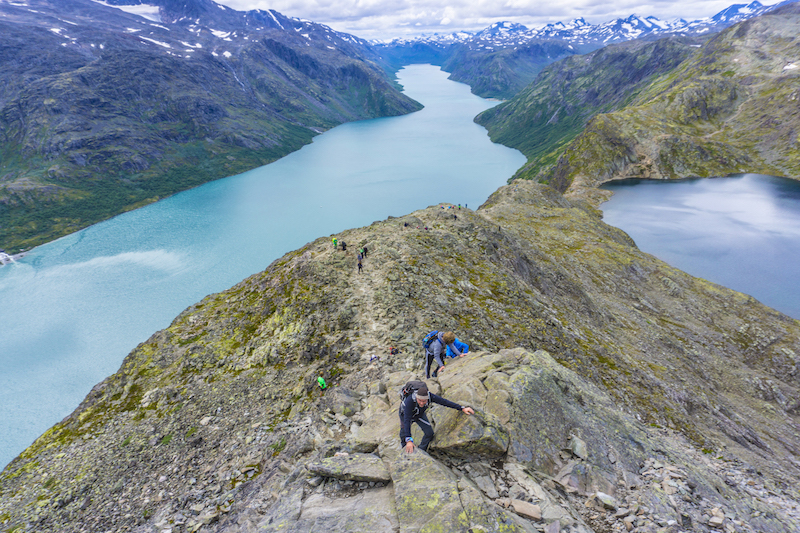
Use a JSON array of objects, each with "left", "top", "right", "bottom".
[{"left": 1, "top": 181, "right": 799, "bottom": 532}]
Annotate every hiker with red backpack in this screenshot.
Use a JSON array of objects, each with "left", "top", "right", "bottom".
[
  {"left": 422, "top": 330, "right": 463, "bottom": 378},
  {"left": 399, "top": 381, "right": 474, "bottom": 454}
]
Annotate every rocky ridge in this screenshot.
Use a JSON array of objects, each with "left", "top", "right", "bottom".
[{"left": 1, "top": 181, "right": 799, "bottom": 532}]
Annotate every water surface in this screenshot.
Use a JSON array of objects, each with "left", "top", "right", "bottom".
[
  {"left": 601, "top": 174, "right": 800, "bottom": 319},
  {"left": 0, "top": 65, "right": 525, "bottom": 468}
]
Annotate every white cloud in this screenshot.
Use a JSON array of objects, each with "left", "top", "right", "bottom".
[{"left": 212, "top": 0, "right": 780, "bottom": 39}]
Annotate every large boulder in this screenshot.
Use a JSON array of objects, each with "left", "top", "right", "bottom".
[
  {"left": 430, "top": 409, "right": 510, "bottom": 459},
  {"left": 348, "top": 395, "right": 397, "bottom": 452},
  {"left": 324, "top": 387, "right": 363, "bottom": 417}
]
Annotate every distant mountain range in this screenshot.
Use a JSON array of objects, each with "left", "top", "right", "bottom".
[
  {"left": 375, "top": 1, "right": 798, "bottom": 99},
  {"left": 383, "top": 0, "right": 792, "bottom": 49}
]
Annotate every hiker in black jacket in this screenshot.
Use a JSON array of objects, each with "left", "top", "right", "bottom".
[{"left": 399, "top": 384, "right": 474, "bottom": 453}]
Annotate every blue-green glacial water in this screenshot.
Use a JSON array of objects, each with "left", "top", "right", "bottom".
[
  {"left": 601, "top": 174, "right": 800, "bottom": 320},
  {"left": 0, "top": 64, "right": 526, "bottom": 468}
]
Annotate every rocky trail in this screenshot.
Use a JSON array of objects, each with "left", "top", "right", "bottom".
[{"left": 193, "top": 348, "right": 800, "bottom": 533}]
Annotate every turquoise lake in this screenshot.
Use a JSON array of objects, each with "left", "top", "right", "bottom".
[
  {"left": 601, "top": 174, "right": 800, "bottom": 320},
  {"left": 0, "top": 65, "right": 526, "bottom": 467}
]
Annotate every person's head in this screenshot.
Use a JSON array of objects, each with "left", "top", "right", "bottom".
[
  {"left": 415, "top": 386, "right": 430, "bottom": 407},
  {"left": 443, "top": 331, "right": 456, "bottom": 344}
]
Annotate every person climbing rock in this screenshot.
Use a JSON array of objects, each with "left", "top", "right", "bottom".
[
  {"left": 341, "top": 241, "right": 347, "bottom": 251},
  {"left": 332, "top": 237, "right": 338, "bottom": 249},
  {"left": 363, "top": 245, "right": 368, "bottom": 258},
  {"left": 357, "top": 255, "right": 363, "bottom": 273},
  {"left": 399, "top": 384, "right": 474, "bottom": 454},
  {"left": 446, "top": 337, "right": 469, "bottom": 358},
  {"left": 423, "top": 330, "right": 462, "bottom": 378}
]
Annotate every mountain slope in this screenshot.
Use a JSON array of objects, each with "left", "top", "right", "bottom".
[
  {"left": 0, "top": 0, "right": 421, "bottom": 252},
  {"left": 477, "top": 2, "right": 800, "bottom": 192},
  {"left": 1, "top": 181, "right": 799, "bottom": 531},
  {"left": 441, "top": 40, "right": 578, "bottom": 99},
  {"left": 475, "top": 36, "right": 700, "bottom": 175},
  {"left": 543, "top": 2, "right": 800, "bottom": 193}
]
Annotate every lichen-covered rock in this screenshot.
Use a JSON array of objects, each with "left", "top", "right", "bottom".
[
  {"left": 325, "top": 387, "right": 363, "bottom": 417},
  {"left": 307, "top": 453, "right": 391, "bottom": 482},
  {"left": 280, "top": 486, "right": 399, "bottom": 532},
  {"left": 381, "top": 444, "right": 534, "bottom": 533},
  {"left": 381, "top": 444, "right": 464, "bottom": 532},
  {"left": 430, "top": 409, "right": 510, "bottom": 459}
]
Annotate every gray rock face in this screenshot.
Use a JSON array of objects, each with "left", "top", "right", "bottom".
[
  {"left": 307, "top": 453, "right": 391, "bottom": 482},
  {"left": 2, "top": 181, "right": 800, "bottom": 532},
  {"left": 267, "top": 486, "right": 399, "bottom": 533}
]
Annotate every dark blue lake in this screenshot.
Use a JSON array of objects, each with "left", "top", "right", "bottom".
[{"left": 601, "top": 174, "right": 800, "bottom": 320}]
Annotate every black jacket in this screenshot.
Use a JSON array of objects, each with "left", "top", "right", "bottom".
[{"left": 399, "top": 392, "right": 463, "bottom": 443}]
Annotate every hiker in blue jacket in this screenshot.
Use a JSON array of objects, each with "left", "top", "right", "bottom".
[
  {"left": 446, "top": 338, "right": 469, "bottom": 359},
  {"left": 400, "top": 384, "right": 474, "bottom": 453},
  {"left": 424, "top": 330, "right": 462, "bottom": 378}
]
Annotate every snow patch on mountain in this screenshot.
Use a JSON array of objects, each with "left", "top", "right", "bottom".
[
  {"left": 381, "top": 1, "right": 789, "bottom": 49},
  {"left": 91, "top": 0, "right": 161, "bottom": 23}
]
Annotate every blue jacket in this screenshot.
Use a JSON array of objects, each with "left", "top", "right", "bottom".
[
  {"left": 427, "top": 331, "right": 462, "bottom": 371},
  {"left": 446, "top": 339, "right": 469, "bottom": 358},
  {"left": 399, "top": 391, "right": 463, "bottom": 443}
]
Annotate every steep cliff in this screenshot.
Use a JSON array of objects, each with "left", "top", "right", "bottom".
[{"left": 2, "top": 181, "right": 798, "bottom": 532}]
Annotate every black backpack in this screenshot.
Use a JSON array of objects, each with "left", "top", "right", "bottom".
[{"left": 400, "top": 380, "right": 427, "bottom": 402}]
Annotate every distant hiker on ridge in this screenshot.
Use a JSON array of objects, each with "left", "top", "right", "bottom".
[
  {"left": 399, "top": 381, "right": 474, "bottom": 454},
  {"left": 422, "top": 330, "right": 463, "bottom": 378}
]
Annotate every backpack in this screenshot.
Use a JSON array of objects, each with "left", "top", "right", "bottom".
[
  {"left": 400, "top": 380, "right": 427, "bottom": 402},
  {"left": 421, "top": 330, "right": 439, "bottom": 350}
]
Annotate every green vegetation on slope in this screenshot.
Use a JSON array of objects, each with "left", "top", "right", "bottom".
[
  {"left": 0, "top": 23, "right": 421, "bottom": 252},
  {"left": 2, "top": 181, "right": 799, "bottom": 531},
  {"left": 475, "top": 36, "right": 701, "bottom": 184}
]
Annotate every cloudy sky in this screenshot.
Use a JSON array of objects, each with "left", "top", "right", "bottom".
[{"left": 213, "top": 0, "right": 775, "bottom": 40}]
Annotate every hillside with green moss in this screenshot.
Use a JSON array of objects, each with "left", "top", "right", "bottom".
[
  {"left": 0, "top": 0, "right": 421, "bottom": 252},
  {"left": 1, "top": 181, "right": 799, "bottom": 532},
  {"left": 475, "top": 37, "right": 701, "bottom": 180},
  {"left": 478, "top": 2, "right": 800, "bottom": 192}
]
